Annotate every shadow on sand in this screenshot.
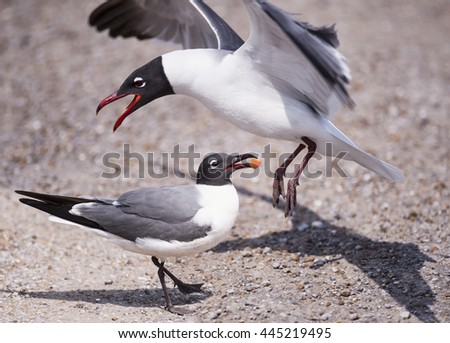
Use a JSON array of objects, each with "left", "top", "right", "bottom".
[
  {"left": 10, "top": 287, "right": 210, "bottom": 311},
  {"left": 214, "top": 186, "right": 438, "bottom": 322}
]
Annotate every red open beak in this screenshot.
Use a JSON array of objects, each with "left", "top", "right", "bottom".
[{"left": 96, "top": 91, "right": 141, "bottom": 132}]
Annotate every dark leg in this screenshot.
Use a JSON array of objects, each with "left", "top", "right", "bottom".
[
  {"left": 151, "top": 257, "right": 203, "bottom": 315},
  {"left": 151, "top": 257, "right": 203, "bottom": 294},
  {"left": 284, "top": 137, "right": 317, "bottom": 217},
  {"left": 273, "top": 143, "right": 306, "bottom": 206},
  {"left": 154, "top": 259, "right": 178, "bottom": 313}
]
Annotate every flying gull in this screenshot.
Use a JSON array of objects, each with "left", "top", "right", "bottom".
[{"left": 91, "top": 0, "right": 404, "bottom": 216}]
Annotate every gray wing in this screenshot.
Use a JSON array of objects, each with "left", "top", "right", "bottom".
[
  {"left": 238, "top": 0, "right": 354, "bottom": 118},
  {"left": 89, "top": 0, "right": 244, "bottom": 50},
  {"left": 73, "top": 185, "right": 211, "bottom": 242}
]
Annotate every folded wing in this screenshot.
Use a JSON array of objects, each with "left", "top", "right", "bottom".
[{"left": 16, "top": 187, "right": 210, "bottom": 243}]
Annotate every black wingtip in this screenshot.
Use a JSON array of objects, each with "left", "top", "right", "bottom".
[
  {"left": 88, "top": 0, "right": 154, "bottom": 40},
  {"left": 17, "top": 192, "right": 103, "bottom": 230},
  {"left": 18, "top": 197, "right": 35, "bottom": 206},
  {"left": 16, "top": 190, "right": 37, "bottom": 197},
  {"left": 15, "top": 190, "right": 99, "bottom": 205}
]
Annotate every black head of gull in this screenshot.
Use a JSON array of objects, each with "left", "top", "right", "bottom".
[
  {"left": 16, "top": 152, "right": 260, "bottom": 315},
  {"left": 93, "top": 0, "right": 404, "bottom": 217},
  {"left": 96, "top": 57, "right": 174, "bottom": 132},
  {"left": 196, "top": 152, "right": 260, "bottom": 186}
]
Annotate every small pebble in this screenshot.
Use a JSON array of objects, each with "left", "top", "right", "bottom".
[
  {"left": 340, "top": 290, "right": 351, "bottom": 297},
  {"left": 350, "top": 313, "right": 359, "bottom": 320},
  {"left": 313, "top": 258, "right": 325, "bottom": 266},
  {"left": 104, "top": 280, "right": 113, "bottom": 285},
  {"left": 272, "top": 261, "right": 281, "bottom": 269},
  {"left": 245, "top": 284, "right": 256, "bottom": 292},
  {"left": 262, "top": 247, "right": 272, "bottom": 254},
  {"left": 400, "top": 311, "right": 411, "bottom": 319},
  {"left": 363, "top": 174, "right": 372, "bottom": 181},
  {"left": 207, "top": 311, "right": 221, "bottom": 320},
  {"left": 297, "top": 223, "right": 308, "bottom": 232},
  {"left": 241, "top": 251, "right": 253, "bottom": 258},
  {"left": 320, "top": 312, "right": 331, "bottom": 320},
  {"left": 311, "top": 220, "right": 324, "bottom": 228},
  {"left": 291, "top": 254, "right": 300, "bottom": 262}
]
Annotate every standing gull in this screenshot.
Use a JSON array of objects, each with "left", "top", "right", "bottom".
[
  {"left": 92, "top": 0, "right": 404, "bottom": 216},
  {"left": 16, "top": 153, "right": 260, "bottom": 314}
]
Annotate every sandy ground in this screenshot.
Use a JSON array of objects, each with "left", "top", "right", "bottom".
[{"left": 1, "top": 0, "right": 449, "bottom": 323}]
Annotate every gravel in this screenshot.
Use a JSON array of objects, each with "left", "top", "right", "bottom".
[
  {"left": 400, "top": 311, "right": 411, "bottom": 320},
  {"left": 1, "top": 0, "right": 449, "bottom": 323}
]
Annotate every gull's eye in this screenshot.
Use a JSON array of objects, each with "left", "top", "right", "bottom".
[
  {"left": 133, "top": 77, "right": 146, "bottom": 88},
  {"left": 209, "top": 158, "right": 219, "bottom": 169}
]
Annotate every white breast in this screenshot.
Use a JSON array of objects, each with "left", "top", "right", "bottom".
[
  {"left": 129, "top": 184, "right": 239, "bottom": 259},
  {"left": 193, "top": 183, "right": 239, "bottom": 234}
]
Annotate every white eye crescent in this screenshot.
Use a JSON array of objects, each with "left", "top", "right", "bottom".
[
  {"left": 209, "top": 158, "right": 219, "bottom": 169},
  {"left": 133, "top": 77, "right": 146, "bottom": 88}
]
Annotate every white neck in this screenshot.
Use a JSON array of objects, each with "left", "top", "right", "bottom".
[
  {"left": 193, "top": 183, "right": 239, "bottom": 232},
  {"left": 162, "top": 49, "right": 233, "bottom": 98}
]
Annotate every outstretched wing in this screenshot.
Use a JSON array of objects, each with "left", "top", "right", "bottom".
[
  {"left": 237, "top": 0, "right": 354, "bottom": 118},
  {"left": 89, "top": 0, "right": 244, "bottom": 50}
]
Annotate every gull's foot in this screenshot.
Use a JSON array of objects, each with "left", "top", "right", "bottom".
[
  {"left": 272, "top": 170, "right": 286, "bottom": 207},
  {"left": 284, "top": 178, "right": 298, "bottom": 217},
  {"left": 166, "top": 305, "right": 193, "bottom": 315},
  {"left": 174, "top": 280, "right": 204, "bottom": 295}
]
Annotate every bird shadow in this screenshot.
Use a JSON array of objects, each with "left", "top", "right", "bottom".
[
  {"left": 214, "top": 185, "right": 439, "bottom": 322},
  {"left": 5, "top": 287, "right": 211, "bottom": 311}
]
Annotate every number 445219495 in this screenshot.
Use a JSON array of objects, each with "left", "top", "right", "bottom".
[{"left": 259, "top": 327, "right": 331, "bottom": 339}]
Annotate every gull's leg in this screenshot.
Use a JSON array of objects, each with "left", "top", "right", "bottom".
[
  {"left": 285, "top": 137, "right": 317, "bottom": 217},
  {"left": 152, "top": 256, "right": 196, "bottom": 315},
  {"left": 273, "top": 143, "right": 306, "bottom": 206},
  {"left": 151, "top": 257, "right": 203, "bottom": 294},
  {"left": 153, "top": 257, "right": 177, "bottom": 314}
]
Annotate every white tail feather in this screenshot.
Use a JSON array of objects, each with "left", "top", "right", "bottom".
[
  {"left": 322, "top": 120, "right": 405, "bottom": 182},
  {"left": 344, "top": 144, "right": 405, "bottom": 181}
]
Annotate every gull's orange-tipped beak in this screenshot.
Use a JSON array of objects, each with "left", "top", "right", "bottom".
[
  {"left": 227, "top": 154, "right": 261, "bottom": 171},
  {"left": 248, "top": 158, "right": 261, "bottom": 169},
  {"left": 96, "top": 91, "right": 141, "bottom": 132}
]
